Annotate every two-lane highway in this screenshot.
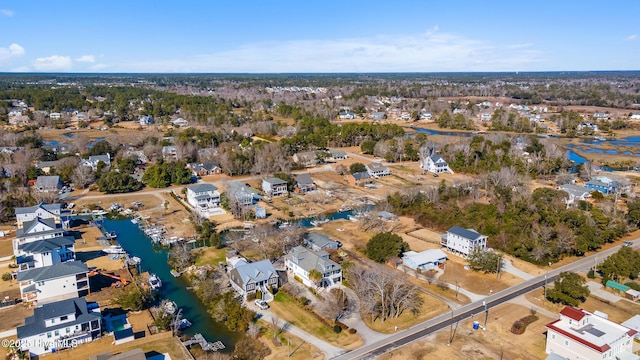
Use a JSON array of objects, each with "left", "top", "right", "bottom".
[{"left": 332, "top": 241, "right": 636, "bottom": 359}]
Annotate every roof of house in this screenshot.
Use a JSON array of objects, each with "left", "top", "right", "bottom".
[
  {"left": 191, "top": 162, "right": 219, "bottom": 172},
  {"left": 18, "top": 236, "right": 75, "bottom": 254},
  {"left": 88, "top": 154, "right": 110, "bottom": 163},
  {"left": 329, "top": 149, "right": 347, "bottom": 157},
  {"left": 547, "top": 307, "right": 637, "bottom": 353},
  {"left": 16, "top": 217, "right": 60, "bottom": 238},
  {"left": 187, "top": 183, "right": 218, "bottom": 193},
  {"left": 304, "top": 233, "right": 337, "bottom": 248},
  {"left": 295, "top": 173, "right": 314, "bottom": 186},
  {"left": 366, "top": 162, "right": 388, "bottom": 171},
  {"left": 429, "top": 154, "right": 444, "bottom": 162},
  {"left": 605, "top": 280, "right": 629, "bottom": 292},
  {"left": 559, "top": 184, "right": 591, "bottom": 197},
  {"left": 285, "top": 246, "right": 340, "bottom": 274},
  {"left": 585, "top": 180, "right": 610, "bottom": 188},
  {"left": 264, "top": 177, "right": 287, "bottom": 185},
  {"left": 447, "top": 226, "right": 485, "bottom": 241},
  {"left": 35, "top": 176, "right": 61, "bottom": 188},
  {"left": 17, "top": 260, "right": 87, "bottom": 282},
  {"left": 403, "top": 249, "right": 448, "bottom": 265},
  {"left": 15, "top": 203, "right": 61, "bottom": 215},
  {"left": 229, "top": 259, "right": 277, "bottom": 287},
  {"left": 621, "top": 315, "right": 640, "bottom": 334},
  {"left": 17, "top": 297, "right": 100, "bottom": 338},
  {"left": 351, "top": 171, "right": 370, "bottom": 180},
  {"left": 36, "top": 160, "right": 60, "bottom": 169}
]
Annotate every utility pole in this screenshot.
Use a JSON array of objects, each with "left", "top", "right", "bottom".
[
  {"left": 483, "top": 301, "right": 488, "bottom": 331},
  {"left": 288, "top": 335, "right": 291, "bottom": 358}
]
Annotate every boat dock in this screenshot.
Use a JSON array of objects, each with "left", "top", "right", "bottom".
[{"left": 182, "top": 333, "right": 225, "bottom": 351}]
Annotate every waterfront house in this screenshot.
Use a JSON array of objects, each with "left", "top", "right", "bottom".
[
  {"left": 15, "top": 235, "right": 76, "bottom": 271},
  {"left": 558, "top": 184, "right": 592, "bottom": 205},
  {"left": 303, "top": 233, "right": 340, "bottom": 251},
  {"left": 545, "top": 306, "right": 637, "bottom": 360},
  {"left": 17, "top": 260, "right": 89, "bottom": 304},
  {"left": 229, "top": 259, "right": 279, "bottom": 300},
  {"left": 327, "top": 149, "right": 348, "bottom": 161},
  {"left": 294, "top": 173, "right": 317, "bottom": 194},
  {"left": 14, "top": 217, "right": 65, "bottom": 254},
  {"left": 262, "top": 177, "right": 288, "bottom": 197},
  {"left": 188, "top": 162, "right": 221, "bottom": 176},
  {"left": 366, "top": 162, "right": 390, "bottom": 178},
  {"left": 15, "top": 203, "right": 66, "bottom": 229},
  {"left": 293, "top": 151, "right": 318, "bottom": 167},
  {"left": 81, "top": 154, "right": 111, "bottom": 171},
  {"left": 186, "top": 183, "right": 221, "bottom": 210},
  {"left": 227, "top": 181, "right": 261, "bottom": 206},
  {"left": 420, "top": 111, "right": 433, "bottom": 120},
  {"left": 402, "top": 249, "right": 447, "bottom": 271},
  {"left": 35, "top": 176, "right": 62, "bottom": 193},
  {"left": 17, "top": 297, "right": 101, "bottom": 357},
  {"left": 284, "top": 246, "right": 342, "bottom": 288},
  {"left": 346, "top": 171, "right": 372, "bottom": 187},
  {"left": 420, "top": 153, "right": 453, "bottom": 174},
  {"left": 440, "top": 226, "right": 488, "bottom": 257}
]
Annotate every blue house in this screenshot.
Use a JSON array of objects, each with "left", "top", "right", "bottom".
[{"left": 585, "top": 180, "right": 614, "bottom": 194}]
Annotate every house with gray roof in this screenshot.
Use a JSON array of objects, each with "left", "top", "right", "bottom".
[
  {"left": 558, "top": 184, "right": 592, "bottom": 205},
  {"left": 295, "top": 173, "right": 317, "bottom": 194},
  {"left": 402, "top": 249, "right": 447, "bottom": 271},
  {"left": 14, "top": 217, "right": 65, "bottom": 255},
  {"left": 420, "top": 152, "right": 454, "bottom": 174},
  {"left": 81, "top": 153, "right": 111, "bottom": 171},
  {"left": 229, "top": 259, "right": 279, "bottom": 300},
  {"left": 347, "top": 171, "right": 372, "bottom": 187},
  {"left": 15, "top": 203, "right": 65, "bottom": 228},
  {"left": 262, "top": 177, "right": 288, "bottom": 197},
  {"left": 327, "top": 149, "right": 348, "bottom": 161},
  {"left": 366, "top": 162, "right": 390, "bottom": 178},
  {"left": 304, "top": 233, "right": 340, "bottom": 251},
  {"left": 440, "top": 226, "right": 488, "bottom": 257},
  {"left": 17, "top": 297, "right": 101, "bottom": 356},
  {"left": 293, "top": 151, "right": 319, "bottom": 167},
  {"left": 36, "top": 160, "right": 61, "bottom": 174},
  {"left": 227, "top": 181, "right": 261, "bottom": 206},
  {"left": 285, "top": 246, "right": 342, "bottom": 288},
  {"left": 186, "top": 183, "right": 220, "bottom": 210},
  {"left": 35, "top": 175, "right": 62, "bottom": 193},
  {"left": 17, "top": 260, "right": 89, "bottom": 304},
  {"left": 16, "top": 235, "right": 75, "bottom": 271}
]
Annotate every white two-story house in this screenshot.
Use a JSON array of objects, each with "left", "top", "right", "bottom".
[
  {"left": 366, "top": 162, "right": 390, "bottom": 178},
  {"left": 229, "top": 259, "right": 279, "bottom": 300},
  {"left": 186, "top": 183, "right": 221, "bottom": 210},
  {"left": 284, "top": 246, "right": 342, "bottom": 288},
  {"left": 17, "top": 260, "right": 89, "bottom": 304},
  {"left": 546, "top": 306, "right": 638, "bottom": 360},
  {"left": 13, "top": 218, "right": 65, "bottom": 254},
  {"left": 421, "top": 154, "right": 454, "bottom": 174},
  {"left": 17, "top": 297, "right": 101, "bottom": 356},
  {"left": 81, "top": 154, "right": 111, "bottom": 171},
  {"left": 15, "top": 203, "right": 66, "bottom": 228},
  {"left": 262, "top": 177, "right": 288, "bottom": 197},
  {"left": 440, "top": 226, "right": 488, "bottom": 257},
  {"left": 15, "top": 235, "right": 76, "bottom": 271}
]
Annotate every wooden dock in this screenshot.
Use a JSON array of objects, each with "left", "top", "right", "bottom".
[{"left": 182, "top": 333, "right": 225, "bottom": 351}]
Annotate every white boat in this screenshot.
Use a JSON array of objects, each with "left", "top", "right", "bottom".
[
  {"left": 338, "top": 205, "right": 352, "bottom": 212},
  {"left": 131, "top": 218, "right": 139, "bottom": 224},
  {"left": 176, "top": 318, "right": 192, "bottom": 330},
  {"left": 310, "top": 219, "right": 330, "bottom": 226},
  {"left": 105, "top": 231, "right": 118, "bottom": 239},
  {"left": 148, "top": 273, "right": 162, "bottom": 291},
  {"left": 127, "top": 256, "right": 142, "bottom": 266},
  {"left": 164, "top": 300, "right": 177, "bottom": 315},
  {"left": 103, "top": 245, "right": 126, "bottom": 254}
]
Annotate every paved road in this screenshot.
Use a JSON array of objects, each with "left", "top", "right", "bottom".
[{"left": 331, "top": 241, "right": 637, "bottom": 360}]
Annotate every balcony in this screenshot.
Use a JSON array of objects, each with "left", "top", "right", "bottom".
[{"left": 440, "top": 234, "right": 448, "bottom": 246}]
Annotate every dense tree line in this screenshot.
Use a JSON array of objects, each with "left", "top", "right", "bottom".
[{"left": 142, "top": 161, "right": 192, "bottom": 188}]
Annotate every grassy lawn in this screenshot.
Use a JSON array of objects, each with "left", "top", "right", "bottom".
[
  {"left": 362, "top": 293, "right": 449, "bottom": 333},
  {"left": 194, "top": 246, "right": 226, "bottom": 266},
  {"left": 270, "top": 292, "right": 363, "bottom": 349},
  {"left": 257, "top": 319, "right": 323, "bottom": 360}
]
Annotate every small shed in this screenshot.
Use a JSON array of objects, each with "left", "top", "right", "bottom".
[
  {"left": 626, "top": 288, "right": 640, "bottom": 301},
  {"left": 605, "top": 280, "right": 629, "bottom": 294}
]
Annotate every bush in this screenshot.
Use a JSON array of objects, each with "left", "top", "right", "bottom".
[
  {"left": 587, "top": 270, "right": 596, "bottom": 279},
  {"left": 333, "top": 325, "right": 342, "bottom": 333},
  {"left": 335, "top": 321, "right": 348, "bottom": 330},
  {"left": 2, "top": 273, "right": 11, "bottom": 281},
  {"left": 246, "top": 292, "right": 257, "bottom": 301},
  {"left": 510, "top": 320, "right": 525, "bottom": 334}
]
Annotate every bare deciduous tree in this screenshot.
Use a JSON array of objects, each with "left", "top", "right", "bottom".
[{"left": 71, "top": 165, "right": 95, "bottom": 189}]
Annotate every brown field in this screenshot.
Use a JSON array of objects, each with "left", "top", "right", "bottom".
[
  {"left": 258, "top": 319, "right": 323, "bottom": 360},
  {"left": 363, "top": 293, "right": 448, "bottom": 334},
  {"left": 377, "top": 303, "right": 551, "bottom": 360},
  {"left": 439, "top": 259, "right": 521, "bottom": 295}
]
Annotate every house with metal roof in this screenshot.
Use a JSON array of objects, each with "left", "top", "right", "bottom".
[
  {"left": 366, "top": 162, "right": 390, "bottom": 178},
  {"left": 295, "top": 173, "right": 317, "bottom": 194},
  {"left": 327, "top": 149, "right": 348, "bottom": 161},
  {"left": 421, "top": 153, "right": 454, "bottom": 174},
  {"left": 229, "top": 259, "right": 279, "bottom": 300},
  {"left": 17, "top": 297, "right": 101, "bottom": 356},
  {"left": 262, "top": 177, "right": 288, "bottom": 197},
  {"left": 440, "top": 226, "right": 488, "bottom": 257},
  {"left": 17, "top": 260, "right": 89, "bottom": 304},
  {"left": 545, "top": 306, "right": 638, "bottom": 360},
  {"left": 14, "top": 217, "right": 65, "bottom": 255},
  {"left": 35, "top": 175, "right": 62, "bottom": 193},
  {"left": 558, "top": 184, "right": 592, "bottom": 205},
  {"left": 15, "top": 203, "right": 65, "bottom": 228},
  {"left": 284, "top": 246, "right": 342, "bottom": 288},
  {"left": 585, "top": 180, "right": 615, "bottom": 194},
  {"left": 402, "top": 249, "right": 448, "bottom": 271},
  {"left": 227, "top": 181, "right": 261, "bottom": 206},
  {"left": 303, "top": 233, "right": 340, "bottom": 251},
  {"left": 186, "top": 183, "right": 220, "bottom": 210}
]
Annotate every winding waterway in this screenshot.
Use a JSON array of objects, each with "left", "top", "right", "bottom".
[{"left": 102, "top": 219, "right": 239, "bottom": 351}]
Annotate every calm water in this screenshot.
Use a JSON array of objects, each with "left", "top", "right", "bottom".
[{"left": 102, "top": 219, "right": 239, "bottom": 351}]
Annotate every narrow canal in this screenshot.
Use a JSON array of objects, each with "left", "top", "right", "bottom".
[{"left": 102, "top": 219, "right": 239, "bottom": 351}]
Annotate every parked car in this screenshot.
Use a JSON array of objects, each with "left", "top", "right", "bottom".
[
  {"left": 623, "top": 241, "right": 633, "bottom": 246},
  {"left": 254, "top": 299, "right": 269, "bottom": 310}
]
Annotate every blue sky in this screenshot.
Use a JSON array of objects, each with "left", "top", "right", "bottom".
[{"left": 0, "top": 1, "right": 638, "bottom": 73}]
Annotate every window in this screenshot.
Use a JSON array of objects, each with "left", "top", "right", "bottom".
[
  {"left": 51, "top": 318, "right": 55, "bottom": 324},
  {"left": 552, "top": 334, "right": 555, "bottom": 340},
  {"left": 564, "top": 340, "right": 568, "bottom": 346},
  {"left": 60, "top": 316, "right": 68, "bottom": 321},
  {"left": 47, "top": 332, "right": 51, "bottom": 338},
  {"left": 66, "top": 327, "right": 70, "bottom": 333},
  {"left": 54, "top": 330, "right": 59, "bottom": 336}
]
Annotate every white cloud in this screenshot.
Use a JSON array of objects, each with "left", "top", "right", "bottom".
[
  {"left": 117, "top": 29, "right": 545, "bottom": 72},
  {"left": 32, "top": 55, "right": 72, "bottom": 71},
  {"left": 0, "top": 9, "right": 14, "bottom": 17},
  {"left": 89, "top": 63, "right": 108, "bottom": 71},
  {"left": 0, "top": 43, "right": 24, "bottom": 64},
  {"left": 625, "top": 34, "right": 637, "bottom": 41},
  {"left": 76, "top": 55, "right": 95, "bottom": 63}
]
